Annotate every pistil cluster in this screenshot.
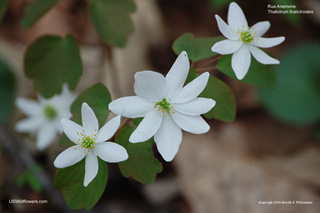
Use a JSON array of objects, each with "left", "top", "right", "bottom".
[
  {"left": 43, "top": 105, "right": 57, "bottom": 120},
  {"left": 81, "top": 136, "right": 96, "bottom": 149},
  {"left": 238, "top": 26, "right": 257, "bottom": 44},
  {"left": 155, "top": 98, "right": 175, "bottom": 116}
]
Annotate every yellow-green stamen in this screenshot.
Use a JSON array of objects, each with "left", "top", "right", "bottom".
[
  {"left": 238, "top": 26, "right": 256, "bottom": 44},
  {"left": 81, "top": 136, "right": 95, "bottom": 149},
  {"left": 241, "top": 31, "right": 254, "bottom": 43},
  {"left": 43, "top": 105, "right": 57, "bottom": 120},
  {"left": 155, "top": 98, "right": 171, "bottom": 112}
]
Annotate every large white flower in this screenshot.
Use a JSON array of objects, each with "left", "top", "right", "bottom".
[
  {"left": 54, "top": 103, "right": 128, "bottom": 187},
  {"left": 211, "top": 2, "right": 285, "bottom": 80},
  {"left": 109, "top": 51, "right": 216, "bottom": 162},
  {"left": 15, "top": 84, "right": 76, "bottom": 150}
]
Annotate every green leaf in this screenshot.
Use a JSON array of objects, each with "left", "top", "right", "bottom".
[
  {"left": 116, "top": 126, "right": 162, "bottom": 185},
  {"left": 58, "top": 83, "right": 112, "bottom": 147},
  {"left": 132, "top": 117, "right": 143, "bottom": 126},
  {"left": 20, "top": 0, "right": 59, "bottom": 29},
  {"left": 209, "top": 0, "right": 232, "bottom": 10},
  {"left": 54, "top": 158, "right": 108, "bottom": 210},
  {"left": 217, "top": 54, "right": 277, "bottom": 88},
  {"left": 88, "top": 0, "right": 136, "bottom": 47},
  {"left": 0, "top": 0, "right": 9, "bottom": 22},
  {"left": 173, "top": 33, "right": 224, "bottom": 62},
  {"left": 26, "top": 174, "right": 42, "bottom": 192},
  {"left": 187, "top": 69, "right": 236, "bottom": 122},
  {"left": 16, "top": 165, "right": 43, "bottom": 192},
  {"left": 0, "top": 57, "right": 15, "bottom": 124},
  {"left": 24, "top": 35, "right": 82, "bottom": 98},
  {"left": 259, "top": 42, "right": 320, "bottom": 125}
]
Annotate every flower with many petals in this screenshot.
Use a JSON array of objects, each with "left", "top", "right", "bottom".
[
  {"left": 54, "top": 103, "right": 128, "bottom": 187},
  {"left": 109, "top": 51, "right": 216, "bottom": 162},
  {"left": 211, "top": 2, "right": 285, "bottom": 80},
  {"left": 15, "top": 84, "right": 76, "bottom": 150}
]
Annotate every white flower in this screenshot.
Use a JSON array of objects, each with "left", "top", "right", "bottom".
[
  {"left": 211, "top": 2, "right": 285, "bottom": 80},
  {"left": 109, "top": 51, "right": 216, "bottom": 162},
  {"left": 15, "top": 84, "right": 76, "bottom": 150},
  {"left": 54, "top": 103, "right": 128, "bottom": 187}
]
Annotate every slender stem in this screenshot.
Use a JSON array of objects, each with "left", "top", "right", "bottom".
[
  {"left": 105, "top": 45, "right": 123, "bottom": 97},
  {"left": 195, "top": 55, "right": 222, "bottom": 69},
  {"left": 118, "top": 117, "right": 131, "bottom": 130},
  {"left": 191, "top": 61, "right": 195, "bottom": 69},
  {"left": 196, "top": 66, "right": 217, "bottom": 73}
]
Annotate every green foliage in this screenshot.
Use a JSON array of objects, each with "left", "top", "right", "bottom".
[
  {"left": 16, "top": 165, "right": 43, "bottom": 192},
  {"left": 132, "top": 117, "right": 143, "bottom": 126},
  {"left": 187, "top": 69, "right": 236, "bottom": 122},
  {"left": 0, "top": 57, "right": 15, "bottom": 124},
  {"left": 0, "top": 0, "right": 8, "bottom": 22},
  {"left": 20, "top": 0, "right": 59, "bottom": 29},
  {"left": 217, "top": 54, "right": 277, "bottom": 88},
  {"left": 173, "top": 33, "right": 224, "bottom": 62},
  {"left": 270, "top": 0, "right": 301, "bottom": 26},
  {"left": 209, "top": 0, "right": 232, "bottom": 10},
  {"left": 259, "top": 43, "right": 320, "bottom": 125},
  {"left": 59, "top": 83, "right": 112, "bottom": 147},
  {"left": 24, "top": 35, "right": 82, "bottom": 98},
  {"left": 88, "top": 0, "right": 136, "bottom": 47},
  {"left": 116, "top": 126, "right": 162, "bottom": 185},
  {"left": 54, "top": 158, "right": 108, "bottom": 210}
]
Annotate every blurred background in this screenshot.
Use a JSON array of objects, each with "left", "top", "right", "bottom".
[{"left": 0, "top": 0, "right": 319, "bottom": 212}]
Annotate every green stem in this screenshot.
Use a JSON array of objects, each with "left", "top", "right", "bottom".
[
  {"left": 195, "top": 55, "right": 222, "bottom": 69},
  {"left": 196, "top": 66, "right": 217, "bottom": 73}
]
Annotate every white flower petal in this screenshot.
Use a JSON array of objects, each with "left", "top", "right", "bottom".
[
  {"left": 60, "top": 83, "right": 77, "bottom": 104},
  {"left": 175, "top": 98, "right": 216, "bottom": 116},
  {"left": 172, "top": 72, "right": 210, "bottom": 104},
  {"left": 61, "top": 118, "right": 84, "bottom": 144},
  {"left": 215, "top": 15, "right": 238, "bottom": 40},
  {"left": 37, "top": 94, "right": 48, "bottom": 106},
  {"left": 109, "top": 96, "right": 154, "bottom": 118},
  {"left": 251, "top": 21, "right": 270, "bottom": 37},
  {"left": 53, "top": 145, "right": 85, "bottom": 168},
  {"left": 250, "top": 46, "right": 280, "bottom": 64},
  {"left": 15, "top": 117, "right": 43, "bottom": 133},
  {"left": 94, "top": 142, "right": 128, "bottom": 163},
  {"left": 154, "top": 117, "right": 182, "bottom": 162},
  {"left": 165, "top": 51, "right": 190, "bottom": 98},
  {"left": 134, "top": 71, "right": 167, "bottom": 102},
  {"left": 16, "top": 98, "right": 42, "bottom": 115},
  {"left": 36, "top": 124, "right": 57, "bottom": 150},
  {"left": 81, "top": 103, "right": 99, "bottom": 136},
  {"left": 232, "top": 45, "right": 251, "bottom": 80},
  {"left": 254, "top": 36, "right": 285, "bottom": 48},
  {"left": 211, "top": 39, "right": 242, "bottom": 55},
  {"left": 84, "top": 150, "right": 98, "bottom": 187},
  {"left": 171, "top": 111, "right": 210, "bottom": 134},
  {"left": 129, "top": 110, "right": 162, "bottom": 143},
  {"left": 228, "top": 2, "right": 248, "bottom": 31},
  {"left": 97, "top": 116, "right": 121, "bottom": 143}
]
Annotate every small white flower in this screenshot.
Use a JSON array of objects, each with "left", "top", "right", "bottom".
[
  {"left": 15, "top": 84, "right": 76, "bottom": 150},
  {"left": 211, "top": 2, "right": 285, "bottom": 80},
  {"left": 109, "top": 51, "right": 216, "bottom": 162},
  {"left": 54, "top": 103, "right": 128, "bottom": 187}
]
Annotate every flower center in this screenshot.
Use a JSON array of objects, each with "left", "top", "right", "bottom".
[
  {"left": 155, "top": 98, "right": 171, "bottom": 112},
  {"left": 238, "top": 26, "right": 257, "bottom": 44},
  {"left": 81, "top": 136, "right": 96, "bottom": 149},
  {"left": 154, "top": 98, "right": 175, "bottom": 116},
  {"left": 43, "top": 105, "right": 57, "bottom": 120}
]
